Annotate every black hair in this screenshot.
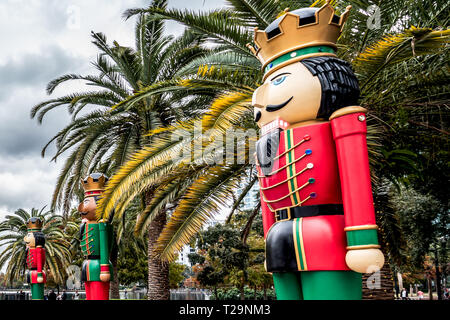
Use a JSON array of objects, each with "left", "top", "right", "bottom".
[
  {"left": 33, "top": 231, "right": 46, "bottom": 247},
  {"left": 300, "top": 56, "right": 360, "bottom": 119}
]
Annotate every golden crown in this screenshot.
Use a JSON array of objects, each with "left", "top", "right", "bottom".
[
  {"left": 26, "top": 217, "right": 43, "bottom": 231},
  {"left": 248, "top": 1, "right": 351, "bottom": 79},
  {"left": 81, "top": 173, "right": 109, "bottom": 196}
]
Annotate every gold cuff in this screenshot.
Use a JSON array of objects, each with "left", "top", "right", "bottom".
[
  {"left": 344, "top": 224, "right": 378, "bottom": 232},
  {"left": 346, "top": 244, "right": 381, "bottom": 250}
]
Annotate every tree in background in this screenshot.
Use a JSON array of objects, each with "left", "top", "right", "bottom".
[
  {"left": 117, "top": 246, "right": 148, "bottom": 287},
  {"left": 0, "top": 207, "right": 75, "bottom": 286},
  {"left": 169, "top": 262, "right": 187, "bottom": 289},
  {"left": 392, "top": 185, "right": 449, "bottom": 299},
  {"left": 187, "top": 208, "right": 273, "bottom": 300},
  {"left": 188, "top": 223, "right": 247, "bottom": 299}
]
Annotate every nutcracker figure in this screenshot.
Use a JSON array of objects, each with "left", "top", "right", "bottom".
[
  {"left": 24, "top": 217, "right": 46, "bottom": 300},
  {"left": 78, "top": 173, "right": 113, "bottom": 300},
  {"left": 247, "top": 1, "right": 385, "bottom": 300}
]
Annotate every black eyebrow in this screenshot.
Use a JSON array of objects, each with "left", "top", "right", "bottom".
[{"left": 270, "top": 72, "right": 291, "bottom": 81}]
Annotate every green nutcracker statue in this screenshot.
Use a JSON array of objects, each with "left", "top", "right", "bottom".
[
  {"left": 24, "top": 217, "right": 46, "bottom": 300},
  {"left": 78, "top": 173, "right": 113, "bottom": 300}
]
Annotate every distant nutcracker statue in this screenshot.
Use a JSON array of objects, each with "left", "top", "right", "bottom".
[
  {"left": 78, "top": 173, "right": 113, "bottom": 300},
  {"left": 247, "top": 1, "right": 385, "bottom": 300},
  {"left": 24, "top": 217, "right": 46, "bottom": 300}
]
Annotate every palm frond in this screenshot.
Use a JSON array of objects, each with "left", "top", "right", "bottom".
[
  {"left": 354, "top": 26, "right": 450, "bottom": 90},
  {"left": 124, "top": 7, "right": 253, "bottom": 56},
  {"left": 154, "top": 164, "right": 248, "bottom": 262}
]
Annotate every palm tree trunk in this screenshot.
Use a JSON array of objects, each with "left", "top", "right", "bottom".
[
  {"left": 147, "top": 210, "right": 170, "bottom": 300},
  {"left": 240, "top": 278, "right": 245, "bottom": 300},
  {"left": 110, "top": 243, "right": 120, "bottom": 299},
  {"left": 427, "top": 276, "right": 433, "bottom": 300},
  {"left": 362, "top": 263, "right": 394, "bottom": 300},
  {"left": 263, "top": 284, "right": 267, "bottom": 300}
]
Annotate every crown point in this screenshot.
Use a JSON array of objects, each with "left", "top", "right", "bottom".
[
  {"left": 278, "top": 13, "right": 299, "bottom": 32},
  {"left": 81, "top": 173, "right": 109, "bottom": 195},
  {"left": 250, "top": 6, "right": 344, "bottom": 73},
  {"left": 26, "top": 217, "right": 43, "bottom": 230},
  {"left": 246, "top": 43, "right": 257, "bottom": 55},
  {"left": 255, "top": 29, "right": 269, "bottom": 45},
  {"left": 276, "top": 8, "right": 290, "bottom": 18}
]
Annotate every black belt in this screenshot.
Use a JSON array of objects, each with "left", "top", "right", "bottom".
[
  {"left": 86, "top": 255, "right": 100, "bottom": 260},
  {"left": 275, "top": 204, "right": 343, "bottom": 222}
]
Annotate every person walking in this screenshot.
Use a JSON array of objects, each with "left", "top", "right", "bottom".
[
  {"left": 401, "top": 288, "right": 408, "bottom": 300},
  {"left": 74, "top": 290, "right": 80, "bottom": 300},
  {"left": 61, "top": 289, "right": 67, "bottom": 300},
  {"left": 47, "top": 290, "right": 57, "bottom": 300},
  {"left": 417, "top": 290, "right": 424, "bottom": 300}
]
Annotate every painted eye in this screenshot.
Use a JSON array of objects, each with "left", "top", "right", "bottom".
[{"left": 272, "top": 75, "right": 287, "bottom": 86}]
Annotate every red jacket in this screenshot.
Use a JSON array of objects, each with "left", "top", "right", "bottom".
[
  {"left": 257, "top": 110, "right": 378, "bottom": 271},
  {"left": 26, "top": 246, "right": 46, "bottom": 272}
]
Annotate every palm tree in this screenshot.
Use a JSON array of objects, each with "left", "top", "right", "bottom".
[
  {"left": 95, "top": 0, "right": 449, "bottom": 299},
  {"left": 0, "top": 207, "right": 74, "bottom": 286},
  {"left": 31, "top": 0, "right": 217, "bottom": 299},
  {"left": 111, "top": 198, "right": 148, "bottom": 298}
]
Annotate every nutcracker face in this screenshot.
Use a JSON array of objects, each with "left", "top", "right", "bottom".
[
  {"left": 78, "top": 196, "right": 98, "bottom": 222},
  {"left": 253, "top": 62, "right": 322, "bottom": 128},
  {"left": 24, "top": 232, "right": 36, "bottom": 248}
]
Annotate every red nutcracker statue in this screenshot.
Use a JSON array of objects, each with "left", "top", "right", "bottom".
[
  {"left": 247, "top": 1, "right": 384, "bottom": 299},
  {"left": 24, "top": 217, "right": 46, "bottom": 300},
  {"left": 78, "top": 173, "right": 113, "bottom": 300}
]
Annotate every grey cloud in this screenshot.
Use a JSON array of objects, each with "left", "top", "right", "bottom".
[
  {"left": 0, "top": 45, "right": 85, "bottom": 100},
  {"left": 0, "top": 154, "right": 64, "bottom": 213},
  {"left": 168, "top": 0, "right": 225, "bottom": 10},
  {"left": 0, "top": 45, "right": 85, "bottom": 157}
]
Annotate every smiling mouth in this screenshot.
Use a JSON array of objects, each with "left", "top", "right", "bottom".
[
  {"left": 266, "top": 96, "right": 293, "bottom": 112},
  {"left": 80, "top": 212, "right": 88, "bottom": 216}
]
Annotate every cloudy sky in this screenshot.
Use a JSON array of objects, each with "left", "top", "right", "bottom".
[{"left": 0, "top": 0, "right": 225, "bottom": 219}]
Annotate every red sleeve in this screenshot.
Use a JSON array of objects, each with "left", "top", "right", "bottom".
[
  {"left": 36, "top": 247, "right": 44, "bottom": 272},
  {"left": 330, "top": 111, "right": 376, "bottom": 228}
]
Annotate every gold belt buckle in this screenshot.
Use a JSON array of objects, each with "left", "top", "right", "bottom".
[{"left": 276, "top": 208, "right": 292, "bottom": 222}]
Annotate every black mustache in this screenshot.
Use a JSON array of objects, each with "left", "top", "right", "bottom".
[
  {"left": 254, "top": 110, "right": 261, "bottom": 122},
  {"left": 266, "top": 96, "right": 293, "bottom": 112}
]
